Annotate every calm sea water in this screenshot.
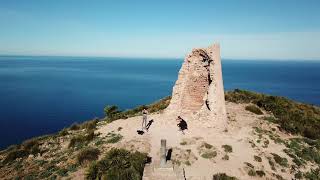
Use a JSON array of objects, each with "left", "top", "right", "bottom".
[{"left": 0, "top": 56, "right": 320, "bottom": 149}]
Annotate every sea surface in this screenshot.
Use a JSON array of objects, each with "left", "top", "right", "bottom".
[{"left": 0, "top": 56, "right": 320, "bottom": 149}]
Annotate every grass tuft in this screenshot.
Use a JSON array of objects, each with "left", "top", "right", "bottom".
[
  {"left": 222, "top": 145, "right": 233, "bottom": 153},
  {"left": 77, "top": 147, "right": 100, "bottom": 165},
  {"left": 245, "top": 105, "right": 263, "bottom": 115}
]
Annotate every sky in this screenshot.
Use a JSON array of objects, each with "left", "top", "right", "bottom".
[{"left": 0, "top": 0, "right": 319, "bottom": 60}]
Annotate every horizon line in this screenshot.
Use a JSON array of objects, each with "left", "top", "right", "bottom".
[{"left": 0, "top": 54, "right": 319, "bottom": 61}]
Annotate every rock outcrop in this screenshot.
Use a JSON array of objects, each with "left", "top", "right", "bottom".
[{"left": 167, "top": 43, "right": 227, "bottom": 128}]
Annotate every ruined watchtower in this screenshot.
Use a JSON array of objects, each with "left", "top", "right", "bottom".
[{"left": 166, "top": 43, "right": 227, "bottom": 128}]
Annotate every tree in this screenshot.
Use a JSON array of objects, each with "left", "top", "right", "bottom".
[{"left": 104, "top": 105, "right": 120, "bottom": 119}]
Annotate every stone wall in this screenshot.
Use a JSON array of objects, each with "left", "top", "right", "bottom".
[{"left": 167, "top": 43, "right": 227, "bottom": 127}]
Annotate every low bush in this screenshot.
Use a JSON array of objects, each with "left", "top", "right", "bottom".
[
  {"left": 212, "top": 173, "right": 237, "bottom": 180},
  {"left": 271, "top": 153, "right": 288, "bottom": 167},
  {"left": 255, "top": 170, "right": 265, "bottom": 177},
  {"left": 59, "top": 128, "right": 69, "bottom": 136},
  {"left": 304, "top": 167, "right": 320, "bottom": 180},
  {"left": 180, "top": 141, "right": 187, "bottom": 145},
  {"left": 104, "top": 96, "right": 171, "bottom": 122},
  {"left": 201, "top": 151, "right": 217, "bottom": 159},
  {"left": 226, "top": 89, "right": 320, "bottom": 139},
  {"left": 105, "top": 133, "right": 123, "bottom": 144},
  {"left": 254, "top": 155, "right": 262, "bottom": 162},
  {"left": 69, "top": 123, "right": 80, "bottom": 130},
  {"left": 3, "top": 138, "right": 42, "bottom": 164},
  {"left": 248, "top": 169, "right": 256, "bottom": 176},
  {"left": 284, "top": 138, "right": 320, "bottom": 166},
  {"left": 222, "top": 154, "right": 229, "bottom": 160},
  {"left": 3, "top": 149, "right": 28, "bottom": 164},
  {"left": 77, "top": 147, "right": 100, "bottom": 165},
  {"left": 80, "top": 119, "right": 98, "bottom": 131},
  {"left": 245, "top": 105, "right": 263, "bottom": 115},
  {"left": 244, "top": 162, "right": 254, "bottom": 169},
  {"left": 204, "top": 143, "right": 213, "bottom": 149},
  {"left": 222, "top": 145, "right": 233, "bottom": 153},
  {"left": 56, "top": 168, "right": 68, "bottom": 177},
  {"left": 85, "top": 148, "right": 147, "bottom": 180},
  {"left": 69, "top": 131, "right": 96, "bottom": 148}
]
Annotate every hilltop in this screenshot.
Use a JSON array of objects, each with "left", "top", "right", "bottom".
[
  {"left": 0, "top": 43, "right": 319, "bottom": 180},
  {"left": 0, "top": 90, "right": 319, "bottom": 179}
]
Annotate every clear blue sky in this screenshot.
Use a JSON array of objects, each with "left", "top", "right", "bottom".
[{"left": 0, "top": 0, "right": 319, "bottom": 59}]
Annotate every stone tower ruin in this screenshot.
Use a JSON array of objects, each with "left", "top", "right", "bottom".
[{"left": 166, "top": 43, "right": 227, "bottom": 128}]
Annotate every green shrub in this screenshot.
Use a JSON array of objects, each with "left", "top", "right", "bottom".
[
  {"left": 248, "top": 169, "right": 256, "bottom": 176},
  {"left": 56, "top": 168, "right": 68, "bottom": 177},
  {"left": 271, "top": 153, "right": 288, "bottom": 167},
  {"left": 226, "top": 89, "right": 320, "bottom": 139},
  {"left": 304, "top": 168, "right": 320, "bottom": 180},
  {"left": 59, "top": 128, "right": 69, "bottom": 136},
  {"left": 69, "top": 123, "right": 80, "bottom": 130},
  {"left": 254, "top": 155, "right": 262, "bottom": 162},
  {"left": 201, "top": 151, "right": 217, "bottom": 159},
  {"left": 212, "top": 173, "right": 237, "bottom": 180},
  {"left": 180, "top": 141, "right": 187, "bottom": 145},
  {"left": 245, "top": 105, "right": 263, "bottom": 115},
  {"left": 77, "top": 147, "right": 100, "bottom": 165},
  {"left": 222, "top": 154, "right": 229, "bottom": 160},
  {"left": 22, "top": 138, "right": 41, "bottom": 155},
  {"left": 3, "top": 149, "right": 28, "bottom": 164},
  {"left": 204, "top": 143, "right": 213, "bottom": 149},
  {"left": 222, "top": 145, "right": 233, "bottom": 153},
  {"left": 3, "top": 138, "right": 42, "bottom": 164},
  {"left": 256, "top": 170, "right": 265, "bottom": 177},
  {"left": 105, "top": 133, "right": 123, "bottom": 144},
  {"left": 103, "top": 96, "right": 171, "bottom": 122},
  {"left": 294, "top": 171, "right": 303, "bottom": 179},
  {"left": 244, "top": 162, "right": 254, "bottom": 169},
  {"left": 85, "top": 148, "right": 147, "bottom": 180},
  {"left": 69, "top": 131, "right": 96, "bottom": 148},
  {"left": 185, "top": 161, "right": 191, "bottom": 166},
  {"left": 80, "top": 119, "right": 98, "bottom": 131},
  {"left": 263, "top": 116, "right": 277, "bottom": 123}
]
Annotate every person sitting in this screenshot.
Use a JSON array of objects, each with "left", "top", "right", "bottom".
[{"left": 176, "top": 116, "right": 188, "bottom": 134}]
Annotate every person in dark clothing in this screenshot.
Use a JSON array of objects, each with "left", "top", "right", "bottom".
[{"left": 176, "top": 116, "right": 188, "bottom": 134}]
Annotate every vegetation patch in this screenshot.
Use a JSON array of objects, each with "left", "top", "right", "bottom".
[
  {"left": 245, "top": 105, "right": 263, "bottom": 115},
  {"left": 85, "top": 148, "right": 147, "bottom": 180},
  {"left": 204, "top": 143, "right": 213, "bottom": 149},
  {"left": 180, "top": 141, "right": 187, "bottom": 145},
  {"left": 283, "top": 138, "right": 320, "bottom": 166},
  {"left": 304, "top": 167, "right": 320, "bottom": 180},
  {"left": 255, "top": 170, "right": 265, "bottom": 177},
  {"left": 68, "top": 130, "right": 96, "bottom": 148},
  {"left": 222, "top": 145, "right": 233, "bottom": 153},
  {"left": 271, "top": 153, "right": 288, "bottom": 167},
  {"left": 3, "top": 138, "right": 42, "bottom": 164},
  {"left": 254, "top": 155, "right": 262, "bottom": 162},
  {"left": 105, "top": 132, "right": 123, "bottom": 144},
  {"left": 212, "top": 173, "right": 237, "bottom": 180},
  {"left": 222, "top": 154, "right": 229, "bottom": 160},
  {"left": 201, "top": 151, "right": 217, "bottom": 159},
  {"left": 77, "top": 147, "right": 100, "bottom": 165},
  {"left": 244, "top": 162, "right": 254, "bottom": 169},
  {"left": 225, "top": 89, "right": 320, "bottom": 139},
  {"left": 247, "top": 169, "right": 256, "bottom": 176},
  {"left": 104, "top": 96, "right": 171, "bottom": 122}
]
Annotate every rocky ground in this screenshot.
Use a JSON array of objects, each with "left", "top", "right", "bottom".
[{"left": 1, "top": 97, "right": 319, "bottom": 180}]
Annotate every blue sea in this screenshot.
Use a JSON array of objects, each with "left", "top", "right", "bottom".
[{"left": 0, "top": 56, "right": 320, "bottom": 149}]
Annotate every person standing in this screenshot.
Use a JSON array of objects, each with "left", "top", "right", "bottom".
[{"left": 142, "top": 108, "right": 148, "bottom": 130}]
